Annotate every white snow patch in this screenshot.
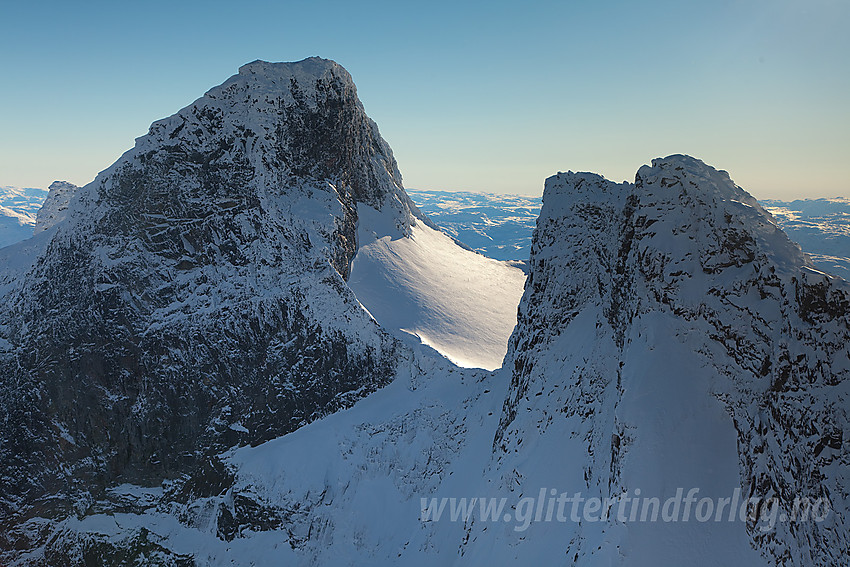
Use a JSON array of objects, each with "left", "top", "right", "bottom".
[{"left": 349, "top": 204, "right": 526, "bottom": 370}]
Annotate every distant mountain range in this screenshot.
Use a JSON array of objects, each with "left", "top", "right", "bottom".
[
  {"left": 0, "top": 186, "right": 47, "bottom": 248},
  {"left": 0, "top": 58, "right": 848, "bottom": 566},
  {"left": 405, "top": 190, "right": 541, "bottom": 268},
  {"left": 407, "top": 190, "right": 850, "bottom": 280},
  {"left": 761, "top": 198, "right": 850, "bottom": 280},
  {"left": 3, "top": 187, "right": 848, "bottom": 281}
]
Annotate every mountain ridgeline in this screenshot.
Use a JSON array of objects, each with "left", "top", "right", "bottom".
[
  {"left": 0, "top": 58, "right": 425, "bottom": 546},
  {"left": 0, "top": 59, "right": 847, "bottom": 565},
  {"left": 492, "top": 157, "right": 848, "bottom": 564}
]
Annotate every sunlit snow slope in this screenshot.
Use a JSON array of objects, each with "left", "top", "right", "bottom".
[
  {"left": 349, "top": 204, "right": 526, "bottom": 370},
  {"left": 15, "top": 155, "right": 847, "bottom": 567}
]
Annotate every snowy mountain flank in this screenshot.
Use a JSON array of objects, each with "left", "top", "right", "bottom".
[
  {"left": 487, "top": 158, "right": 848, "bottom": 565},
  {"left": 0, "top": 58, "right": 522, "bottom": 563},
  {"left": 0, "top": 58, "right": 847, "bottom": 566},
  {"left": 33, "top": 181, "right": 78, "bottom": 234}
]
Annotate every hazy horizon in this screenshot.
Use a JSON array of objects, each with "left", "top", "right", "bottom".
[{"left": 1, "top": 0, "right": 848, "bottom": 200}]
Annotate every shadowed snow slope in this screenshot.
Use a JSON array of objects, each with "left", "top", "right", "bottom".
[
  {"left": 32, "top": 156, "right": 847, "bottom": 567},
  {"left": 349, "top": 204, "right": 526, "bottom": 370},
  {"left": 0, "top": 57, "right": 419, "bottom": 556},
  {"left": 0, "top": 57, "right": 526, "bottom": 563}
]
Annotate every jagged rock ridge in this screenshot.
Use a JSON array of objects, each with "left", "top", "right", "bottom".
[
  {"left": 0, "top": 57, "right": 425, "bottom": 554},
  {"left": 493, "top": 155, "right": 848, "bottom": 565},
  {"left": 34, "top": 181, "right": 77, "bottom": 234},
  {"left": 1, "top": 60, "right": 846, "bottom": 567}
]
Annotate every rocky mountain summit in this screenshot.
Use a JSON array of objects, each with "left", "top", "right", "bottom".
[
  {"left": 491, "top": 156, "right": 848, "bottom": 565},
  {"left": 0, "top": 57, "right": 427, "bottom": 555},
  {"left": 0, "top": 58, "right": 846, "bottom": 566},
  {"left": 33, "top": 181, "right": 77, "bottom": 234}
]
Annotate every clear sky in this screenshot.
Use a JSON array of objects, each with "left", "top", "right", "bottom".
[{"left": 1, "top": 0, "right": 847, "bottom": 199}]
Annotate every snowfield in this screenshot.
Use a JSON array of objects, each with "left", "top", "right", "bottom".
[
  {"left": 349, "top": 203, "right": 525, "bottom": 370},
  {"left": 0, "top": 57, "right": 847, "bottom": 567},
  {"left": 12, "top": 155, "right": 846, "bottom": 567}
]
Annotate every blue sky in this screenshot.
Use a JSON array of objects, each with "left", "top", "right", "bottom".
[{"left": 1, "top": 0, "right": 847, "bottom": 198}]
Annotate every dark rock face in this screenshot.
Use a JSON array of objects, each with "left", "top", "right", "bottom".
[
  {"left": 496, "top": 155, "right": 849, "bottom": 565},
  {"left": 0, "top": 58, "right": 414, "bottom": 553}
]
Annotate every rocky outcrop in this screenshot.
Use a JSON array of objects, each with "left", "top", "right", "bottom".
[
  {"left": 0, "top": 58, "right": 421, "bottom": 554},
  {"left": 34, "top": 181, "right": 77, "bottom": 234},
  {"left": 495, "top": 155, "right": 848, "bottom": 565},
  {"left": 3, "top": 58, "right": 846, "bottom": 565}
]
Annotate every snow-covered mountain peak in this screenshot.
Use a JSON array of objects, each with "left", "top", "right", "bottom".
[
  {"left": 636, "top": 154, "right": 759, "bottom": 215},
  {"left": 236, "top": 56, "right": 349, "bottom": 86},
  {"left": 33, "top": 180, "right": 77, "bottom": 233},
  {"left": 633, "top": 154, "right": 810, "bottom": 277},
  {"left": 213, "top": 57, "right": 356, "bottom": 113},
  {"left": 546, "top": 170, "right": 629, "bottom": 200},
  {"left": 0, "top": 59, "right": 427, "bottom": 550},
  {"left": 0, "top": 58, "right": 530, "bottom": 563},
  {"left": 119, "top": 56, "right": 412, "bottom": 221},
  {"left": 496, "top": 155, "right": 849, "bottom": 565},
  {"left": 519, "top": 155, "right": 822, "bottom": 350},
  {"left": 639, "top": 153, "right": 738, "bottom": 189}
]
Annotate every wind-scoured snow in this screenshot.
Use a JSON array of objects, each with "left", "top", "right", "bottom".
[
  {"left": 2, "top": 52, "right": 847, "bottom": 566},
  {"left": 349, "top": 203, "right": 526, "bottom": 370},
  {"left": 16, "top": 154, "right": 846, "bottom": 567},
  {"left": 34, "top": 181, "right": 77, "bottom": 233}
]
